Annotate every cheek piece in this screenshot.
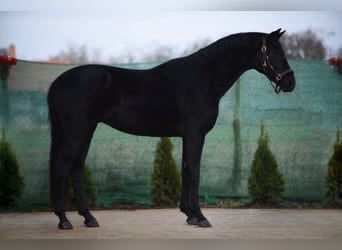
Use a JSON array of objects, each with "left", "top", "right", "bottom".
[{"left": 261, "top": 38, "right": 294, "bottom": 94}]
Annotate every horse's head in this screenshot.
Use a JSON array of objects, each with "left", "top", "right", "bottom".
[{"left": 255, "top": 29, "right": 296, "bottom": 94}]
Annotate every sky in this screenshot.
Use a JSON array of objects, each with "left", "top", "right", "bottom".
[
  {"left": 1, "top": 1, "right": 342, "bottom": 62},
  {"left": 1, "top": 0, "right": 341, "bottom": 11}
]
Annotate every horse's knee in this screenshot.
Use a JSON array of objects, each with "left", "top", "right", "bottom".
[
  {"left": 189, "top": 177, "right": 199, "bottom": 187},
  {"left": 181, "top": 168, "right": 189, "bottom": 179}
]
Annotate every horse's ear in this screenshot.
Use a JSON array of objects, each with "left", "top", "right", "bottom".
[{"left": 270, "top": 29, "right": 286, "bottom": 39}]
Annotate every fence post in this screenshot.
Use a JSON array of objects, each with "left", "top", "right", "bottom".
[
  {"left": 230, "top": 77, "right": 242, "bottom": 194},
  {"left": 0, "top": 77, "right": 10, "bottom": 128}
]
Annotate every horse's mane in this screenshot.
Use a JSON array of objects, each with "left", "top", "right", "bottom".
[{"left": 189, "top": 32, "right": 265, "bottom": 63}]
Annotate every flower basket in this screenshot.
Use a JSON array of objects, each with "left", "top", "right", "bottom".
[{"left": 0, "top": 55, "right": 17, "bottom": 79}]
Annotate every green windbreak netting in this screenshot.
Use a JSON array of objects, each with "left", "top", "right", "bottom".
[{"left": 1, "top": 59, "right": 341, "bottom": 209}]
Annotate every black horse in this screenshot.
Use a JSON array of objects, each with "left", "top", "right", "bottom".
[{"left": 48, "top": 29, "right": 295, "bottom": 229}]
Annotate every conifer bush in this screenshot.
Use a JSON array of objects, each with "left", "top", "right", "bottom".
[
  {"left": 0, "top": 128, "right": 25, "bottom": 208},
  {"left": 325, "top": 129, "right": 342, "bottom": 207},
  {"left": 150, "top": 137, "right": 181, "bottom": 206},
  {"left": 248, "top": 122, "right": 285, "bottom": 205}
]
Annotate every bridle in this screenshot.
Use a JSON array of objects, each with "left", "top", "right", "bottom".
[{"left": 261, "top": 38, "right": 294, "bottom": 94}]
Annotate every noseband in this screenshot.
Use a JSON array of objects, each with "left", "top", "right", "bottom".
[{"left": 261, "top": 38, "right": 293, "bottom": 94}]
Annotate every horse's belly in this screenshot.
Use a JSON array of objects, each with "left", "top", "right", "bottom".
[{"left": 101, "top": 110, "right": 182, "bottom": 137}]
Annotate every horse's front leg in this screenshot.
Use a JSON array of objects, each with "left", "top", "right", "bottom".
[
  {"left": 180, "top": 143, "right": 190, "bottom": 217},
  {"left": 181, "top": 134, "right": 212, "bottom": 227}
]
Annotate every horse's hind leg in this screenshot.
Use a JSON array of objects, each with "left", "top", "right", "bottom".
[
  {"left": 69, "top": 128, "right": 99, "bottom": 227},
  {"left": 51, "top": 125, "right": 97, "bottom": 229},
  {"left": 50, "top": 143, "right": 76, "bottom": 229}
]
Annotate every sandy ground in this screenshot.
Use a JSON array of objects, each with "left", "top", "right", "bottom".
[{"left": 1, "top": 208, "right": 342, "bottom": 239}]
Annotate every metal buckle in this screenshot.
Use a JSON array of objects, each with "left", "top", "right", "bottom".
[{"left": 261, "top": 45, "right": 267, "bottom": 53}]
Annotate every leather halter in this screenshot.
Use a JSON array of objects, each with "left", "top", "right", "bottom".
[{"left": 261, "top": 38, "right": 294, "bottom": 94}]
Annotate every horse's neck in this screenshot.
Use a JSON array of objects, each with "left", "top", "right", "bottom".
[{"left": 195, "top": 42, "right": 257, "bottom": 99}]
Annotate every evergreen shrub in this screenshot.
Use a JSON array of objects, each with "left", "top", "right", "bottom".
[
  {"left": 150, "top": 137, "right": 181, "bottom": 206},
  {"left": 325, "top": 129, "right": 342, "bottom": 207},
  {"left": 0, "top": 128, "right": 25, "bottom": 208},
  {"left": 248, "top": 122, "right": 285, "bottom": 205}
]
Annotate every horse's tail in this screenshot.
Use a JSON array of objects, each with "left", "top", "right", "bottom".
[{"left": 47, "top": 87, "right": 63, "bottom": 207}]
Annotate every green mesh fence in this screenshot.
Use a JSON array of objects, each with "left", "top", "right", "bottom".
[{"left": 1, "top": 59, "right": 341, "bottom": 209}]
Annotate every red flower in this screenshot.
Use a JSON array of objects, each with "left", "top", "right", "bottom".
[
  {"left": 0, "top": 56, "right": 7, "bottom": 66},
  {"left": 8, "top": 57, "right": 17, "bottom": 65},
  {"left": 336, "top": 58, "right": 342, "bottom": 67},
  {"left": 0, "top": 55, "right": 17, "bottom": 67},
  {"left": 328, "top": 57, "right": 336, "bottom": 66}
]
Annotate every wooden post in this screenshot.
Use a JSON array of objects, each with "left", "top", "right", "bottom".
[{"left": 0, "top": 77, "right": 10, "bottom": 128}]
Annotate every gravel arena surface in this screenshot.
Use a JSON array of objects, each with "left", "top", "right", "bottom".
[{"left": 1, "top": 208, "right": 342, "bottom": 239}]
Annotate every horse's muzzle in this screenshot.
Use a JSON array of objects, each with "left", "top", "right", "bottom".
[{"left": 280, "top": 73, "right": 295, "bottom": 93}]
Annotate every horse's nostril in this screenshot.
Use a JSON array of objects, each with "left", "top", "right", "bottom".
[
  {"left": 291, "top": 80, "right": 296, "bottom": 88},
  {"left": 289, "top": 81, "right": 295, "bottom": 91}
]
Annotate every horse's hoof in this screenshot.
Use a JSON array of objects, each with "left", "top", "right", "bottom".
[
  {"left": 186, "top": 217, "right": 199, "bottom": 225},
  {"left": 198, "top": 219, "right": 212, "bottom": 228},
  {"left": 58, "top": 220, "right": 73, "bottom": 230},
  {"left": 84, "top": 218, "right": 100, "bottom": 228}
]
